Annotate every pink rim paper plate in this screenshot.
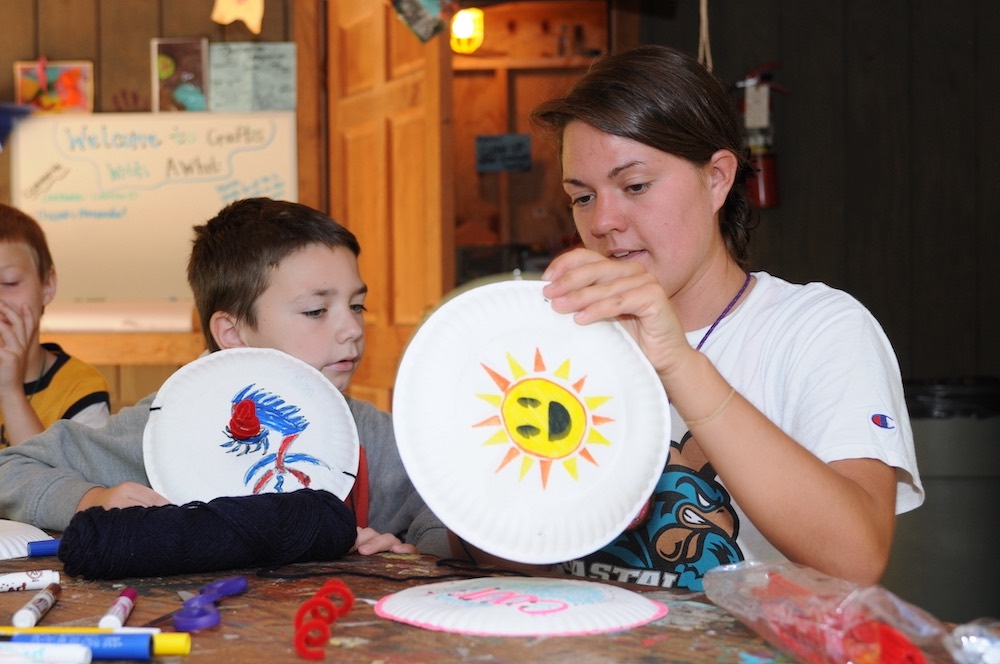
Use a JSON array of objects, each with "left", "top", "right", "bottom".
[
  {"left": 143, "top": 347, "right": 359, "bottom": 505},
  {"left": 375, "top": 576, "right": 668, "bottom": 636},
  {"left": 392, "top": 279, "right": 670, "bottom": 565}
]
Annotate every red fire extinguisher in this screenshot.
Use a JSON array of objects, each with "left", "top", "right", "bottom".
[{"left": 737, "top": 62, "right": 788, "bottom": 209}]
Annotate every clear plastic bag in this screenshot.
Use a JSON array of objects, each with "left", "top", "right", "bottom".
[
  {"left": 703, "top": 561, "right": 951, "bottom": 663},
  {"left": 945, "top": 619, "right": 1000, "bottom": 664}
]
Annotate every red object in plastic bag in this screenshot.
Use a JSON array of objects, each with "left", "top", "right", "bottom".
[{"left": 703, "top": 561, "right": 948, "bottom": 664}]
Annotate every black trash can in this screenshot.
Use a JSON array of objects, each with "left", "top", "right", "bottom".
[{"left": 881, "top": 377, "right": 1000, "bottom": 623}]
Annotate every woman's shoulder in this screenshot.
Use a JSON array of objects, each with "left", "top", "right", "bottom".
[
  {"left": 743, "top": 273, "right": 889, "bottom": 344},
  {"left": 750, "top": 271, "right": 871, "bottom": 316}
]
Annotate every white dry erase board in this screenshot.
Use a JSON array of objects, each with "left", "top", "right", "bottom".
[{"left": 10, "top": 112, "right": 297, "bottom": 302}]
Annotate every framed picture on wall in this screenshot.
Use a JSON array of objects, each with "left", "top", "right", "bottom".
[
  {"left": 151, "top": 37, "right": 209, "bottom": 112},
  {"left": 13, "top": 60, "right": 94, "bottom": 113}
]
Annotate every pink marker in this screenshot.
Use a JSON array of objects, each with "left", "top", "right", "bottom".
[{"left": 98, "top": 587, "right": 137, "bottom": 628}]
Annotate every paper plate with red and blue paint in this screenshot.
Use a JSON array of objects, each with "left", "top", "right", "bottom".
[{"left": 143, "top": 348, "right": 359, "bottom": 505}]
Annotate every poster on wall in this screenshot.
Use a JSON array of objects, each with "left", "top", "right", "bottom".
[
  {"left": 208, "top": 42, "right": 296, "bottom": 112},
  {"left": 13, "top": 60, "right": 94, "bottom": 113},
  {"left": 151, "top": 38, "right": 209, "bottom": 112}
]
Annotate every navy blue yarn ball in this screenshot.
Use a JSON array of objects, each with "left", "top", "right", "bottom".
[{"left": 59, "top": 489, "right": 357, "bottom": 579}]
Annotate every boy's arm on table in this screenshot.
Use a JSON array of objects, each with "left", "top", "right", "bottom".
[{"left": 0, "top": 395, "right": 155, "bottom": 531}]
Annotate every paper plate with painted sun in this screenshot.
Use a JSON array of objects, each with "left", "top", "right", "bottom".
[{"left": 393, "top": 280, "right": 670, "bottom": 564}]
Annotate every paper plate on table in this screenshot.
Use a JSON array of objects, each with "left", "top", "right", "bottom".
[
  {"left": 143, "top": 348, "right": 359, "bottom": 505},
  {"left": 375, "top": 576, "right": 668, "bottom": 636},
  {"left": 392, "top": 280, "right": 670, "bottom": 565},
  {"left": 0, "top": 519, "right": 52, "bottom": 560}
]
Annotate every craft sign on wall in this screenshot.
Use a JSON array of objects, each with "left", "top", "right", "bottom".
[{"left": 10, "top": 111, "right": 296, "bottom": 302}]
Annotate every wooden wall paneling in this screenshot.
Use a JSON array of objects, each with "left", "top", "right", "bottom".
[
  {"left": 478, "top": 1, "right": 606, "bottom": 58},
  {"left": 632, "top": 1, "right": 786, "bottom": 275},
  {"left": 331, "top": 4, "right": 387, "bottom": 330},
  {"left": 393, "top": 15, "right": 453, "bottom": 318},
  {"left": 637, "top": 0, "right": 698, "bottom": 59},
  {"left": 910, "top": 0, "right": 978, "bottom": 378},
  {"left": 160, "top": 0, "right": 224, "bottom": 39},
  {"left": 327, "top": 0, "right": 454, "bottom": 407},
  {"left": 0, "top": 153, "right": 13, "bottom": 209},
  {"left": 387, "top": 8, "right": 425, "bottom": 79},
  {"left": 41, "top": 331, "right": 205, "bottom": 366},
  {"left": 0, "top": 0, "right": 36, "bottom": 96},
  {"left": 390, "top": 109, "right": 434, "bottom": 322},
  {"left": 704, "top": 1, "right": 785, "bottom": 277},
  {"left": 702, "top": 1, "right": 780, "bottom": 86},
  {"left": 774, "top": 0, "right": 846, "bottom": 289},
  {"left": 453, "top": 70, "right": 504, "bottom": 244},
  {"left": 432, "top": 36, "right": 455, "bottom": 298},
  {"left": 0, "top": 0, "right": 37, "bottom": 204},
  {"left": 118, "top": 364, "right": 183, "bottom": 409},
  {"left": 98, "top": 0, "right": 159, "bottom": 112},
  {"left": 221, "top": 0, "right": 288, "bottom": 41},
  {"left": 42, "top": 329, "right": 206, "bottom": 410},
  {"left": 609, "top": 0, "right": 643, "bottom": 52},
  {"left": 37, "top": 0, "right": 98, "bottom": 60},
  {"left": 843, "top": 2, "right": 913, "bottom": 375},
  {"left": 975, "top": 2, "right": 1000, "bottom": 376},
  {"left": 343, "top": 122, "right": 389, "bottom": 325},
  {"left": 450, "top": 2, "right": 605, "bottom": 261},
  {"left": 336, "top": 8, "right": 379, "bottom": 98},
  {"left": 493, "top": 66, "right": 513, "bottom": 244},
  {"left": 93, "top": 364, "right": 121, "bottom": 412},
  {"left": 293, "top": 0, "right": 327, "bottom": 210},
  {"left": 347, "top": 384, "right": 388, "bottom": 413},
  {"left": 510, "top": 68, "right": 585, "bottom": 249},
  {"left": 385, "top": 6, "right": 448, "bottom": 324}
]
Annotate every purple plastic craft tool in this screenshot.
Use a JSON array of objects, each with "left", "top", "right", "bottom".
[{"left": 172, "top": 576, "right": 248, "bottom": 631}]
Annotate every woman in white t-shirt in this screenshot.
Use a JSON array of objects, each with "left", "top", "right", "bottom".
[{"left": 527, "top": 45, "right": 923, "bottom": 591}]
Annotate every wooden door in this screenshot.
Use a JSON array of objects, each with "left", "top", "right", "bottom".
[{"left": 326, "top": 1, "right": 454, "bottom": 411}]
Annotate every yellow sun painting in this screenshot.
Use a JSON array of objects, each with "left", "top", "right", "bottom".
[{"left": 473, "top": 348, "right": 616, "bottom": 489}]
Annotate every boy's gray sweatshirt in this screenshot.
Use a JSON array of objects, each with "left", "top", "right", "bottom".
[{"left": 0, "top": 393, "right": 449, "bottom": 557}]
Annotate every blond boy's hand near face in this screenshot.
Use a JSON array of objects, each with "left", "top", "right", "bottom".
[{"left": 0, "top": 300, "right": 37, "bottom": 406}]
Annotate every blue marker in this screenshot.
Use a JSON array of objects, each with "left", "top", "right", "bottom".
[
  {"left": 26, "top": 539, "right": 61, "bottom": 557},
  {"left": 4, "top": 632, "right": 190, "bottom": 660}
]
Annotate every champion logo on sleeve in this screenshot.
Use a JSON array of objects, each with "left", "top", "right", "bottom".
[{"left": 870, "top": 413, "right": 896, "bottom": 430}]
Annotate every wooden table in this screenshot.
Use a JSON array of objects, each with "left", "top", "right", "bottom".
[{"left": 0, "top": 553, "right": 794, "bottom": 663}]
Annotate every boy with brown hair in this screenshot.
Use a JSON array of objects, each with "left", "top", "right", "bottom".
[{"left": 0, "top": 198, "right": 446, "bottom": 556}]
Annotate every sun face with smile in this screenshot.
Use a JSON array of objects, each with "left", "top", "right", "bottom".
[{"left": 474, "top": 348, "right": 615, "bottom": 488}]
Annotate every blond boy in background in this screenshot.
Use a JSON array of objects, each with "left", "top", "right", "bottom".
[{"left": 0, "top": 203, "right": 110, "bottom": 448}]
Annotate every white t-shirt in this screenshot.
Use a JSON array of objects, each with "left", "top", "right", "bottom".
[{"left": 561, "top": 272, "right": 924, "bottom": 591}]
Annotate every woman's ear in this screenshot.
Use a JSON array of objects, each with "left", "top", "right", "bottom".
[
  {"left": 708, "top": 149, "right": 738, "bottom": 212},
  {"left": 210, "top": 311, "right": 247, "bottom": 350}
]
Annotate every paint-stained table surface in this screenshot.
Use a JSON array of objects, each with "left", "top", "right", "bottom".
[{"left": 0, "top": 552, "right": 795, "bottom": 663}]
